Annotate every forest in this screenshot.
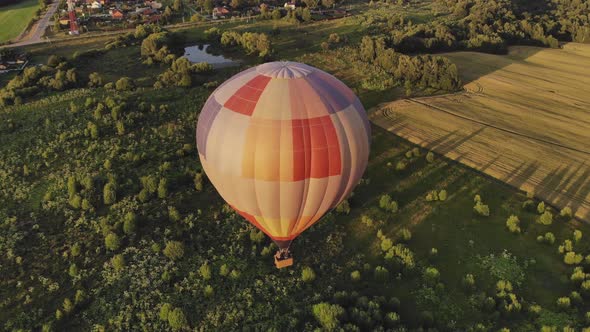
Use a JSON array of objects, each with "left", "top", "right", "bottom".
[{"left": 1, "top": 0, "right": 590, "bottom": 330}]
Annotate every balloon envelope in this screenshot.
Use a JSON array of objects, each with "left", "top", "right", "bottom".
[{"left": 196, "top": 61, "right": 370, "bottom": 248}]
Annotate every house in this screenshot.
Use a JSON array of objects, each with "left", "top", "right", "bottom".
[
  {"left": 284, "top": 2, "right": 296, "bottom": 9},
  {"left": 111, "top": 9, "right": 124, "bottom": 19},
  {"left": 212, "top": 6, "right": 230, "bottom": 16}
]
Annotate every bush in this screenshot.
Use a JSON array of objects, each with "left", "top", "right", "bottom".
[
  {"left": 426, "top": 151, "right": 435, "bottom": 163},
  {"left": 564, "top": 252, "right": 583, "bottom": 265},
  {"left": 168, "top": 308, "right": 188, "bottom": 330},
  {"left": 560, "top": 206, "right": 573, "bottom": 220},
  {"left": 312, "top": 303, "right": 345, "bottom": 331},
  {"left": 105, "top": 233, "right": 120, "bottom": 251},
  {"left": 544, "top": 232, "right": 555, "bottom": 244},
  {"left": 199, "top": 261, "right": 211, "bottom": 280},
  {"left": 123, "top": 212, "right": 137, "bottom": 234},
  {"left": 351, "top": 270, "right": 361, "bottom": 282},
  {"left": 163, "top": 241, "right": 185, "bottom": 260},
  {"left": 397, "top": 228, "right": 412, "bottom": 241},
  {"left": 537, "top": 201, "right": 546, "bottom": 214},
  {"left": 474, "top": 201, "right": 490, "bottom": 217},
  {"left": 423, "top": 266, "right": 440, "bottom": 285},
  {"left": 557, "top": 297, "right": 571, "bottom": 311},
  {"left": 157, "top": 178, "right": 168, "bottom": 199},
  {"left": 574, "top": 230, "right": 582, "bottom": 242},
  {"left": 204, "top": 285, "right": 214, "bottom": 297},
  {"left": 302, "top": 266, "right": 316, "bottom": 282},
  {"left": 115, "top": 77, "right": 134, "bottom": 91},
  {"left": 379, "top": 194, "right": 398, "bottom": 213},
  {"left": 112, "top": 254, "right": 125, "bottom": 271},
  {"left": 374, "top": 266, "right": 389, "bottom": 281},
  {"left": 103, "top": 182, "right": 116, "bottom": 205},
  {"left": 438, "top": 190, "right": 447, "bottom": 201},
  {"left": 335, "top": 199, "right": 351, "bottom": 214},
  {"left": 506, "top": 215, "right": 521, "bottom": 234},
  {"left": 538, "top": 211, "right": 553, "bottom": 225},
  {"left": 159, "top": 303, "right": 172, "bottom": 321}
]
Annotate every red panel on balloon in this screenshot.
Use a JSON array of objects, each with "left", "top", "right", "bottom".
[
  {"left": 292, "top": 115, "right": 341, "bottom": 181},
  {"left": 224, "top": 75, "right": 271, "bottom": 116}
]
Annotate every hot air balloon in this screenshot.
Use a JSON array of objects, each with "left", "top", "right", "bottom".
[{"left": 196, "top": 61, "right": 370, "bottom": 268}]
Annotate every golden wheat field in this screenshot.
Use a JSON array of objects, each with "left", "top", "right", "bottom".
[{"left": 371, "top": 43, "right": 590, "bottom": 221}]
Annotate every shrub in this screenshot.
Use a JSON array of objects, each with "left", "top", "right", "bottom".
[
  {"left": 574, "top": 230, "right": 582, "bottom": 242},
  {"left": 462, "top": 273, "right": 476, "bottom": 291},
  {"left": 374, "top": 266, "right": 389, "bottom": 281},
  {"left": 544, "top": 232, "right": 555, "bottom": 244},
  {"left": 112, "top": 254, "right": 125, "bottom": 271},
  {"left": 158, "top": 178, "right": 168, "bottom": 199},
  {"left": 123, "top": 212, "right": 137, "bottom": 234},
  {"left": 438, "top": 190, "right": 447, "bottom": 201},
  {"left": 168, "top": 308, "right": 188, "bottom": 330},
  {"left": 351, "top": 270, "right": 361, "bottom": 282},
  {"left": 159, "top": 303, "right": 172, "bottom": 320},
  {"left": 560, "top": 206, "right": 573, "bottom": 220},
  {"left": 538, "top": 211, "right": 553, "bottom": 225},
  {"left": 557, "top": 297, "right": 571, "bottom": 311},
  {"left": 163, "top": 241, "right": 185, "bottom": 260},
  {"left": 219, "top": 264, "right": 229, "bottom": 277},
  {"left": 395, "top": 160, "right": 407, "bottom": 171},
  {"left": 564, "top": 252, "right": 583, "bottom": 265},
  {"left": 312, "top": 303, "right": 345, "bottom": 331},
  {"left": 537, "top": 201, "right": 546, "bottom": 214},
  {"left": 68, "top": 263, "right": 78, "bottom": 277},
  {"left": 103, "top": 182, "right": 116, "bottom": 205},
  {"left": 335, "top": 199, "right": 350, "bottom": 214},
  {"left": 302, "top": 266, "right": 316, "bottom": 282},
  {"left": 398, "top": 228, "right": 412, "bottom": 241},
  {"left": 426, "top": 151, "right": 435, "bottom": 163},
  {"left": 474, "top": 201, "right": 490, "bottom": 217},
  {"left": 423, "top": 267, "right": 440, "bottom": 285},
  {"left": 506, "top": 215, "right": 521, "bottom": 234},
  {"left": 199, "top": 261, "right": 211, "bottom": 280},
  {"left": 105, "top": 233, "right": 120, "bottom": 251},
  {"left": 204, "top": 285, "right": 214, "bottom": 297},
  {"left": 249, "top": 229, "right": 264, "bottom": 243},
  {"left": 115, "top": 77, "right": 134, "bottom": 91},
  {"left": 385, "top": 312, "right": 400, "bottom": 327},
  {"left": 379, "top": 194, "right": 398, "bottom": 212}
]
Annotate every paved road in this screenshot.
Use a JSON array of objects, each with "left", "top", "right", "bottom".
[{"left": 7, "top": 0, "right": 59, "bottom": 47}]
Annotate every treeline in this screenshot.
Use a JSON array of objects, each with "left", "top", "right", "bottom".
[{"left": 362, "top": 0, "right": 589, "bottom": 55}]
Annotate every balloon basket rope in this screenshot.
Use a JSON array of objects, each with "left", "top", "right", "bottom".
[{"left": 274, "top": 250, "right": 293, "bottom": 269}]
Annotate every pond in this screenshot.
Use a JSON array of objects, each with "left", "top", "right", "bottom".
[{"left": 182, "top": 44, "right": 238, "bottom": 68}]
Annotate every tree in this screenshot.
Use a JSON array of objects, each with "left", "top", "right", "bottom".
[
  {"left": 173, "top": 0, "right": 183, "bottom": 11},
  {"left": 302, "top": 266, "right": 316, "bottom": 282},
  {"left": 123, "top": 212, "right": 137, "bottom": 234},
  {"left": 564, "top": 252, "right": 583, "bottom": 265},
  {"left": 506, "top": 215, "right": 521, "bottom": 234},
  {"left": 537, "top": 201, "right": 546, "bottom": 214},
  {"left": 159, "top": 303, "right": 172, "bottom": 321},
  {"left": 168, "top": 308, "right": 188, "bottom": 330},
  {"left": 557, "top": 297, "right": 571, "bottom": 311},
  {"left": 158, "top": 178, "right": 168, "bottom": 199},
  {"left": 103, "top": 182, "right": 116, "bottom": 205},
  {"left": 115, "top": 77, "right": 134, "bottom": 91},
  {"left": 112, "top": 254, "right": 125, "bottom": 271},
  {"left": 574, "top": 230, "right": 582, "bottom": 242},
  {"left": 105, "top": 233, "right": 120, "bottom": 251},
  {"left": 351, "top": 270, "right": 361, "bottom": 282},
  {"left": 312, "top": 303, "right": 345, "bottom": 331},
  {"left": 199, "top": 261, "right": 211, "bottom": 280},
  {"left": 69, "top": 263, "right": 78, "bottom": 277},
  {"left": 538, "top": 211, "right": 553, "bottom": 225},
  {"left": 426, "top": 151, "right": 435, "bottom": 163},
  {"left": 302, "top": 8, "right": 312, "bottom": 22},
  {"left": 474, "top": 201, "right": 490, "bottom": 217},
  {"left": 164, "top": 241, "right": 185, "bottom": 260},
  {"left": 560, "top": 206, "right": 573, "bottom": 220},
  {"left": 63, "top": 298, "right": 74, "bottom": 314},
  {"left": 423, "top": 267, "right": 440, "bottom": 285},
  {"left": 374, "top": 266, "right": 389, "bottom": 281},
  {"left": 271, "top": 9, "right": 281, "bottom": 20},
  {"left": 438, "top": 190, "right": 447, "bottom": 201}
]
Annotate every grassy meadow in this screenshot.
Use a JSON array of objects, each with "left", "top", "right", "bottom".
[
  {"left": 3, "top": 5, "right": 590, "bottom": 330},
  {"left": 0, "top": 0, "right": 40, "bottom": 43},
  {"left": 371, "top": 43, "right": 590, "bottom": 222}
]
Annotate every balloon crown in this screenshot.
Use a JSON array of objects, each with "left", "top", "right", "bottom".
[{"left": 256, "top": 61, "right": 315, "bottom": 79}]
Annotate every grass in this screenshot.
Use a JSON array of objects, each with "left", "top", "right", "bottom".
[
  {"left": 0, "top": 0, "right": 40, "bottom": 43},
  {"left": 371, "top": 43, "right": 590, "bottom": 222}
]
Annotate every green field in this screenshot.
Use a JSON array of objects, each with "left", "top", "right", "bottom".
[
  {"left": 2, "top": 2, "right": 590, "bottom": 330},
  {"left": 0, "top": 0, "right": 40, "bottom": 43}
]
